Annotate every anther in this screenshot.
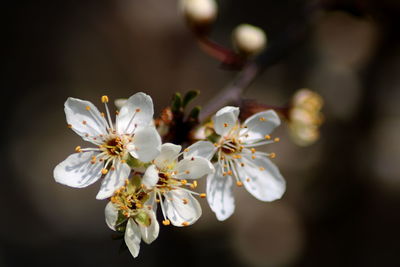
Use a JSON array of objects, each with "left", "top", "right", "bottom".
[
  {"left": 75, "top": 146, "right": 82, "bottom": 153},
  {"left": 185, "top": 170, "right": 190, "bottom": 174},
  {"left": 246, "top": 178, "right": 250, "bottom": 182},
  {"left": 190, "top": 181, "right": 198, "bottom": 189},
  {"left": 115, "top": 110, "right": 119, "bottom": 115},
  {"left": 181, "top": 179, "right": 187, "bottom": 185},
  {"left": 200, "top": 193, "right": 206, "bottom": 198},
  {"left": 259, "top": 167, "right": 265, "bottom": 171},
  {"left": 82, "top": 120, "right": 87, "bottom": 125},
  {"left": 259, "top": 117, "right": 266, "bottom": 121},
  {"left": 223, "top": 123, "right": 229, "bottom": 127},
  {"left": 184, "top": 148, "right": 189, "bottom": 152},
  {"left": 100, "top": 112, "right": 105, "bottom": 117},
  {"left": 269, "top": 152, "right": 276, "bottom": 159},
  {"left": 240, "top": 163, "right": 245, "bottom": 167},
  {"left": 251, "top": 155, "right": 256, "bottom": 159},
  {"left": 162, "top": 220, "right": 170, "bottom": 226},
  {"left": 101, "top": 95, "right": 109, "bottom": 103},
  {"left": 182, "top": 198, "right": 189, "bottom": 205},
  {"left": 101, "top": 168, "right": 108, "bottom": 175},
  {"left": 274, "top": 137, "right": 280, "bottom": 142},
  {"left": 85, "top": 106, "right": 91, "bottom": 111},
  {"left": 214, "top": 143, "right": 218, "bottom": 147},
  {"left": 110, "top": 166, "right": 115, "bottom": 171},
  {"left": 121, "top": 160, "right": 126, "bottom": 163},
  {"left": 265, "top": 135, "right": 271, "bottom": 140},
  {"left": 67, "top": 124, "right": 72, "bottom": 128},
  {"left": 251, "top": 148, "right": 256, "bottom": 153},
  {"left": 135, "top": 108, "right": 141, "bottom": 112},
  {"left": 227, "top": 170, "right": 232, "bottom": 175},
  {"left": 136, "top": 203, "right": 142, "bottom": 209},
  {"left": 236, "top": 181, "right": 243, "bottom": 187},
  {"left": 182, "top": 222, "right": 190, "bottom": 227}
]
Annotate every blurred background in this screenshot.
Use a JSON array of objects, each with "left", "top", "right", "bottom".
[{"left": 3, "top": 0, "right": 400, "bottom": 266}]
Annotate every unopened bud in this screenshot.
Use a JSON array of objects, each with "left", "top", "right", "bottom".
[
  {"left": 181, "top": 0, "right": 217, "bottom": 29},
  {"left": 232, "top": 24, "right": 267, "bottom": 56}
]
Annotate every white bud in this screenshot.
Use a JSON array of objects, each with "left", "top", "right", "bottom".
[
  {"left": 232, "top": 24, "right": 267, "bottom": 56},
  {"left": 181, "top": 0, "right": 217, "bottom": 26}
]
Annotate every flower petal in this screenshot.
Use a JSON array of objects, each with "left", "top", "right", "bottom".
[
  {"left": 184, "top": 140, "right": 217, "bottom": 160},
  {"left": 206, "top": 167, "right": 235, "bottom": 221},
  {"left": 124, "top": 218, "right": 141, "bottom": 258},
  {"left": 105, "top": 202, "right": 118, "bottom": 231},
  {"left": 116, "top": 92, "right": 154, "bottom": 134},
  {"left": 139, "top": 209, "right": 159, "bottom": 244},
  {"left": 64, "top": 97, "right": 108, "bottom": 143},
  {"left": 54, "top": 151, "right": 102, "bottom": 188},
  {"left": 154, "top": 143, "right": 181, "bottom": 169},
  {"left": 213, "top": 106, "right": 240, "bottom": 136},
  {"left": 240, "top": 110, "right": 280, "bottom": 143},
  {"left": 164, "top": 189, "right": 202, "bottom": 226},
  {"left": 96, "top": 161, "right": 131, "bottom": 200},
  {"left": 129, "top": 126, "right": 161, "bottom": 162},
  {"left": 238, "top": 154, "right": 286, "bottom": 201},
  {"left": 175, "top": 157, "right": 214, "bottom": 180},
  {"left": 142, "top": 164, "right": 159, "bottom": 189}
]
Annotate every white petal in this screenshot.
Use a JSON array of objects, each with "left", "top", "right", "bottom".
[
  {"left": 213, "top": 106, "right": 240, "bottom": 136},
  {"left": 139, "top": 210, "right": 159, "bottom": 244},
  {"left": 206, "top": 167, "right": 235, "bottom": 221},
  {"left": 241, "top": 110, "right": 280, "bottom": 143},
  {"left": 164, "top": 190, "right": 202, "bottom": 226},
  {"left": 96, "top": 162, "right": 131, "bottom": 200},
  {"left": 124, "top": 218, "right": 141, "bottom": 258},
  {"left": 105, "top": 202, "right": 118, "bottom": 231},
  {"left": 64, "top": 97, "right": 108, "bottom": 142},
  {"left": 184, "top": 141, "right": 217, "bottom": 160},
  {"left": 54, "top": 151, "right": 102, "bottom": 188},
  {"left": 238, "top": 154, "right": 286, "bottom": 201},
  {"left": 129, "top": 126, "right": 161, "bottom": 162},
  {"left": 175, "top": 157, "right": 214, "bottom": 180},
  {"left": 153, "top": 143, "right": 181, "bottom": 169},
  {"left": 116, "top": 92, "right": 154, "bottom": 134},
  {"left": 142, "top": 165, "right": 159, "bottom": 189}
]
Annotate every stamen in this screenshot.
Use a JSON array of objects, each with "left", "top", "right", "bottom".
[
  {"left": 190, "top": 180, "right": 198, "bottom": 189},
  {"left": 236, "top": 181, "right": 243, "bottom": 187},
  {"left": 259, "top": 117, "right": 266, "bottom": 121},
  {"left": 85, "top": 106, "right": 91, "bottom": 111},
  {"left": 274, "top": 137, "right": 280, "bottom": 142},
  {"left": 269, "top": 152, "right": 276, "bottom": 159},
  {"left": 75, "top": 146, "right": 82, "bottom": 153},
  {"left": 101, "top": 168, "right": 108, "bottom": 175},
  {"left": 181, "top": 222, "right": 189, "bottom": 227},
  {"left": 265, "top": 135, "right": 271, "bottom": 139},
  {"left": 182, "top": 198, "right": 189, "bottom": 204},
  {"left": 200, "top": 193, "right": 206, "bottom": 198},
  {"left": 162, "top": 220, "right": 170, "bottom": 226},
  {"left": 101, "top": 95, "right": 109, "bottom": 103}
]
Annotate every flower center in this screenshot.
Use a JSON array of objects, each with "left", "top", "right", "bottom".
[
  {"left": 111, "top": 180, "right": 149, "bottom": 217},
  {"left": 101, "top": 135, "right": 130, "bottom": 158}
]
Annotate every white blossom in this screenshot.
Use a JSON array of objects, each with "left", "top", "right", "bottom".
[
  {"left": 54, "top": 93, "right": 161, "bottom": 199},
  {"left": 185, "top": 106, "right": 286, "bottom": 221},
  {"left": 142, "top": 143, "right": 214, "bottom": 227}
]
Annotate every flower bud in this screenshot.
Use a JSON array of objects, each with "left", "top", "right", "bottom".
[
  {"left": 181, "top": 0, "right": 217, "bottom": 31},
  {"left": 232, "top": 24, "right": 267, "bottom": 56}
]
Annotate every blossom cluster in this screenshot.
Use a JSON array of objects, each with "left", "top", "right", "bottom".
[{"left": 54, "top": 92, "right": 286, "bottom": 258}]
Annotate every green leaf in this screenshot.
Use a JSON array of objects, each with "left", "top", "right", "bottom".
[
  {"left": 183, "top": 90, "right": 200, "bottom": 108},
  {"left": 188, "top": 106, "right": 201, "bottom": 120},
  {"left": 171, "top": 92, "right": 183, "bottom": 113}
]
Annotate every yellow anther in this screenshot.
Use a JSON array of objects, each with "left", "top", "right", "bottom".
[
  {"left": 67, "top": 124, "right": 72, "bottom": 128},
  {"left": 269, "top": 152, "right": 276, "bottom": 159},
  {"left": 181, "top": 222, "right": 190, "bottom": 227},
  {"left": 101, "top": 95, "right": 109, "bottom": 103},
  {"left": 259, "top": 167, "right": 265, "bottom": 171},
  {"left": 136, "top": 203, "right": 142, "bottom": 209},
  {"left": 85, "top": 106, "right": 91, "bottom": 111},
  {"left": 259, "top": 117, "right": 266, "bottom": 121},
  {"left": 184, "top": 148, "right": 189, "bottom": 152},
  {"left": 251, "top": 155, "right": 256, "bottom": 159},
  {"left": 121, "top": 160, "right": 126, "bottom": 163},
  {"left": 162, "top": 220, "right": 170, "bottom": 226},
  {"left": 135, "top": 108, "right": 141, "bottom": 112},
  {"left": 190, "top": 181, "right": 198, "bottom": 189},
  {"left": 265, "top": 135, "right": 271, "bottom": 140},
  {"left": 251, "top": 148, "right": 256, "bottom": 153},
  {"left": 200, "top": 193, "right": 206, "bottom": 198},
  {"left": 222, "top": 172, "right": 227, "bottom": 177},
  {"left": 246, "top": 178, "right": 250, "bottom": 182},
  {"left": 185, "top": 170, "right": 190, "bottom": 174},
  {"left": 227, "top": 170, "right": 232, "bottom": 175},
  {"left": 214, "top": 143, "right": 218, "bottom": 147},
  {"left": 223, "top": 123, "right": 229, "bottom": 127},
  {"left": 182, "top": 198, "right": 189, "bottom": 205},
  {"left": 181, "top": 179, "right": 187, "bottom": 185},
  {"left": 156, "top": 199, "right": 160, "bottom": 203},
  {"left": 274, "top": 137, "right": 280, "bottom": 142},
  {"left": 75, "top": 146, "right": 82, "bottom": 153},
  {"left": 101, "top": 168, "right": 108, "bottom": 175},
  {"left": 233, "top": 154, "right": 242, "bottom": 159},
  {"left": 236, "top": 181, "right": 243, "bottom": 187},
  {"left": 82, "top": 120, "right": 87, "bottom": 125},
  {"left": 100, "top": 112, "right": 105, "bottom": 117}
]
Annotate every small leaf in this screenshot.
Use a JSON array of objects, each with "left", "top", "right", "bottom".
[
  {"left": 171, "top": 92, "right": 183, "bottom": 113},
  {"left": 183, "top": 90, "right": 200, "bottom": 108},
  {"left": 188, "top": 106, "right": 201, "bottom": 120}
]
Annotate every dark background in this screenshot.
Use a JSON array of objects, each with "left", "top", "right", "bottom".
[{"left": 3, "top": 0, "right": 400, "bottom": 266}]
